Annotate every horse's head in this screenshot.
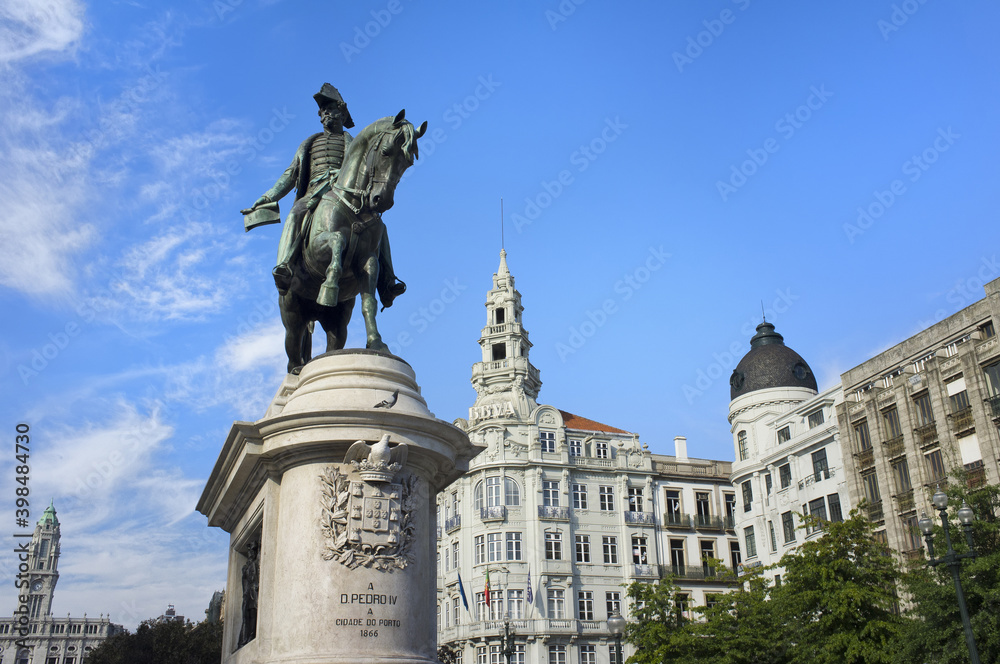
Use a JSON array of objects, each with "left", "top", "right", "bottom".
[{"left": 364, "top": 109, "right": 427, "bottom": 213}]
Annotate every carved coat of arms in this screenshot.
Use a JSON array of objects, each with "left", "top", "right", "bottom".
[{"left": 320, "top": 434, "right": 416, "bottom": 571}]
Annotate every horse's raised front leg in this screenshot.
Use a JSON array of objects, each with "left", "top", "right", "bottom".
[
  {"left": 315, "top": 230, "right": 346, "bottom": 307},
  {"left": 359, "top": 254, "right": 388, "bottom": 352}
]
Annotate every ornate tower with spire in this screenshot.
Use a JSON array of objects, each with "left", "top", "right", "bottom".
[
  {"left": 26, "top": 502, "right": 61, "bottom": 620},
  {"left": 468, "top": 249, "right": 542, "bottom": 426}
]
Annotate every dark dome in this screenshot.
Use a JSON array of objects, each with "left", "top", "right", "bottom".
[{"left": 730, "top": 322, "right": 817, "bottom": 400}]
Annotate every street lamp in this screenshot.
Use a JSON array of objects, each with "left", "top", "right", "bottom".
[
  {"left": 918, "top": 489, "right": 980, "bottom": 664},
  {"left": 499, "top": 616, "right": 515, "bottom": 664},
  {"left": 607, "top": 610, "right": 626, "bottom": 664}
]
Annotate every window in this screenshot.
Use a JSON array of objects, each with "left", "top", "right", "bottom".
[
  {"left": 547, "top": 590, "right": 565, "bottom": 619},
  {"left": 634, "top": 536, "right": 650, "bottom": 565},
  {"left": 575, "top": 535, "right": 591, "bottom": 563},
  {"left": 675, "top": 593, "right": 690, "bottom": 620},
  {"left": 700, "top": 540, "right": 715, "bottom": 573},
  {"left": 882, "top": 407, "right": 903, "bottom": 439},
  {"left": 828, "top": 493, "right": 843, "bottom": 522},
  {"left": 808, "top": 409, "right": 825, "bottom": 428},
  {"left": 925, "top": 449, "right": 946, "bottom": 482},
  {"left": 506, "top": 532, "right": 522, "bottom": 561},
  {"left": 572, "top": 484, "right": 588, "bottom": 510},
  {"left": 443, "top": 600, "right": 450, "bottom": 628},
  {"left": 599, "top": 486, "right": 614, "bottom": 511},
  {"left": 474, "top": 535, "right": 485, "bottom": 564},
  {"left": 808, "top": 497, "right": 827, "bottom": 527},
  {"left": 487, "top": 533, "right": 503, "bottom": 562},
  {"left": 543, "top": 480, "right": 560, "bottom": 507},
  {"left": 545, "top": 531, "right": 562, "bottom": 560},
  {"left": 488, "top": 590, "right": 504, "bottom": 620},
  {"left": 693, "top": 491, "right": 712, "bottom": 526},
  {"left": 579, "top": 645, "right": 596, "bottom": 664},
  {"left": 665, "top": 489, "right": 682, "bottom": 522},
  {"left": 628, "top": 487, "right": 643, "bottom": 512},
  {"left": 861, "top": 471, "right": 881, "bottom": 504},
  {"left": 540, "top": 431, "right": 555, "bottom": 453},
  {"left": 779, "top": 463, "right": 792, "bottom": 489},
  {"left": 873, "top": 530, "right": 888, "bottom": 546},
  {"left": 984, "top": 362, "right": 1000, "bottom": 396},
  {"left": 486, "top": 476, "right": 502, "bottom": 507},
  {"left": 602, "top": 536, "right": 618, "bottom": 564},
  {"left": 475, "top": 593, "right": 488, "bottom": 622},
  {"left": 595, "top": 441, "right": 609, "bottom": 459},
  {"left": 777, "top": 426, "right": 791, "bottom": 444},
  {"left": 781, "top": 511, "right": 795, "bottom": 543},
  {"left": 578, "top": 591, "right": 594, "bottom": 620},
  {"left": 950, "top": 389, "right": 970, "bottom": 413},
  {"left": 724, "top": 493, "right": 736, "bottom": 520},
  {"left": 913, "top": 393, "right": 934, "bottom": 426},
  {"left": 768, "top": 521, "right": 777, "bottom": 551},
  {"left": 504, "top": 477, "right": 520, "bottom": 506},
  {"left": 492, "top": 343, "right": 506, "bottom": 361},
  {"left": 891, "top": 458, "right": 912, "bottom": 493},
  {"left": 706, "top": 593, "right": 721, "bottom": 609},
  {"left": 854, "top": 420, "right": 872, "bottom": 451},
  {"left": 569, "top": 439, "right": 582, "bottom": 457},
  {"left": 981, "top": 321, "right": 996, "bottom": 339},
  {"left": 811, "top": 448, "right": 829, "bottom": 481},
  {"left": 453, "top": 597, "right": 461, "bottom": 625},
  {"left": 765, "top": 473, "right": 773, "bottom": 496},
  {"left": 474, "top": 482, "right": 484, "bottom": 512},
  {"left": 609, "top": 645, "right": 621, "bottom": 664},
  {"left": 606, "top": 591, "right": 621, "bottom": 616},
  {"left": 477, "top": 646, "right": 488, "bottom": 664},
  {"left": 443, "top": 546, "right": 449, "bottom": 572},
  {"left": 495, "top": 307, "right": 505, "bottom": 324},
  {"left": 666, "top": 538, "right": 682, "bottom": 570},
  {"left": 730, "top": 540, "right": 742, "bottom": 568},
  {"left": 451, "top": 541, "right": 460, "bottom": 570},
  {"left": 737, "top": 430, "right": 748, "bottom": 460},
  {"left": 507, "top": 589, "right": 524, "bottom": 619},
  {"left": 902, "top": 515, "right": 922, "bottom": 551},
  {"left": 741, "top": 480, "right": 753, "bottom": 512},
  {"left": 490, "top": 645, "right": 503, "bottom": 664},
  {"left": 510, "top": 647, "right": 524, "bottom": 664}
]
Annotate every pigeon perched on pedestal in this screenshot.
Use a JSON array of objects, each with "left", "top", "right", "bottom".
[{"left": 374, "top": 389, "right": 399, "bottom": 409}]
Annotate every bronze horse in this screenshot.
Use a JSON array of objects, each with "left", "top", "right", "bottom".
[{"left": 279, "top": 110, "right": 426, "bottom": 373}]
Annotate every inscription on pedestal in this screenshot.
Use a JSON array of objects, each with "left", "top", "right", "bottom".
[{"left": 335, "top": 583, "right": 404, "bottom": 637}]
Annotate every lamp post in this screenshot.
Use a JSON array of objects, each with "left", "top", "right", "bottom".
[
  {"left": 607, "top": 610, "right": 626, "bottom": 664},
  {"left": 499, "top": 616, "right": 515, "bottom": 664},
  {"left": 918, "top": 489, "right": 980, "bottom": 664}
]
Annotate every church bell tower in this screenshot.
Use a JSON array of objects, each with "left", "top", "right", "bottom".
[{"left": 25, "top": 502, "right": 60, "bottom": 620}]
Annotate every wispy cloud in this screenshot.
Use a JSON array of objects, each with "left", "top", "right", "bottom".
[{"left": 0, "top": 0, "right": 85, "bottom": 64}]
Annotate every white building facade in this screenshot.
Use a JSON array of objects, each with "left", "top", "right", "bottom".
[{"left": 728, "top": 322, "right": 851, "bottom": 578}]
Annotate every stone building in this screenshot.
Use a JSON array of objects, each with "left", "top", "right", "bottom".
[
  {"left": 436, "top": 251, "right": 737, "bottom": 664},
  {"left": 836, "top": 277, "right": 1000, "bottom": 561},
  {"left": 0, "top": 504, "right": 122, "bottom": 664},
  {"left": 728, "top": 322, "right": 851, "bottom": 577}
]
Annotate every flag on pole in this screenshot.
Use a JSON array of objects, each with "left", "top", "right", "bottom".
[
  {"left": 485, "top": 569, "right": 491, "bottom": 606},
  {"left": 526, "top": 568, "right": 533, "bottom": 604},
  {"left": 457, "top": 572, "right": 470, "bottom": 611}
]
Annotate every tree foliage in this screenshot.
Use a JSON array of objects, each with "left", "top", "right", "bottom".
[
  {"left": 894, "top": 478, "right": 1000, "bottom": 664},
  {"left": 84, "top": 618, "right": 222, "bottom": 664},
  {"left": 622, "top": 575, "right": 687, "bottom": 664}
]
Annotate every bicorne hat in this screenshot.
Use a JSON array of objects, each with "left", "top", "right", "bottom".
[{"left": 314, "top": 83, "right": 355, "bottom": 128}]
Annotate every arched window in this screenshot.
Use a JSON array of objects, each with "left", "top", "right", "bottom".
[
  {"left": 737, "top": 431, "right": 748, "bottom": 461},
  {"left": 504, "top": 477, "right": 520, "bottom": 506},
  {"left": 473, "top": 481, "right": 484, "bottom": 512}
]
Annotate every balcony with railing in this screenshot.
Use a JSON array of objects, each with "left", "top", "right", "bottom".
[
  {"left": 480, "top": 506, "right": 506, "bottom": 522},
  {"left": 947, "top": 407, "right": 975, "bottom": 436},
  {"left": 914, "top": 422, "right": 938, "bottom": 448},
  {"left": 856, "top": 448, "right": 875, "bottom": 469},
  {"left": 625, "top": 511, "right": 657, "bottom": 526},
  {"left": 568, "top": 456, "right": 614, "bottom": 468},
  {"left": 662, "top": 564, "right": 738, "bottom": 581},
  {"left": 902, "top": 549, "right": 925, "bottom": 565},
  {"left": 694, "top": 515, "right": 724, "bottom": 531},
  {"left": 798, "top": 468, "right": 835, "bottom": 490},
  {"left": 883, "top": 435, "right": 905, "bottom": 459},
  {"left": 965, "top": 460, "right": 986, "bottom": 488},
  {"left": 444, "top": 515, "right": 461, "bottom": 533},
  {"left": 894, "top": 489, "right": 915, "bottom": 513},
  {"left": 631, "top": 564, "right": 659, "bottom": 578},
  {"left": 538, "top": 506, "right": 571, "bottom": 521},
  {"left": 864, "top": 501, "right": 884, "bottom": 522},
  {"left": 723, "top": 516, "right": 736, "bottom": 530},
  {"left": 663, "top": 512, "right": 693, "bottom": 529},
  {"left": 985, "top": 394, "right": 1000, "bottom": 422}
]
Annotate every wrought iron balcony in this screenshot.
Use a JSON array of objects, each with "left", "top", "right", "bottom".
[
  {"left": 723, "top": 516, "right": 736, "bottom": 530},
  {"left": 694, "top": 515, "right": 724, "bottom": 530},
  {"left": 662, "top": 564, "right": 738, "bottom": 581},
  {"left": 863, "top": 501, "right": 884, "bottom": 522},
  {"left": 894, "top": 489, "right": 915, "bottom": 513},
  {"left": 947, "top": 407, "right": 975, "bottom": 436},
  {"left": 480, "top": 506, "right": 506, "bottom": 522},
  {"left": 985, "top": 394, "right": 1000, "bottom": 422},
  {"left": 538, "top": 505, "right": 570, "bottom": 521},
  {"left": 631, "top": 564, "right": 658, "bottom": 578},
  {"left": 964, "top": 460, "right": 986, "bottom": 488},
  {"left": 883, "top": 435, "right": 905, "bottom": 459},
  {"left": 625, "top": 511, "right": 657, "bottom": 526},
  {"left": 444, "top": 515, "right": 461, "bottom": 533},
  {"left": 914, "top": 422, "right": 938, "bottom": 447},
  {"left": 663, "top": 512, "right": 693, "bottom": 529},
  {"left": 856, "top": 448, "right": 875, "bottom": 469}
]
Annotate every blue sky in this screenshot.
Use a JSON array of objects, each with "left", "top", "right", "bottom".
[{"left": 1, "top": 0, "right": 998, "bottom": 628}]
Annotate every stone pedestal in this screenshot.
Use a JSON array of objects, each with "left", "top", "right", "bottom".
[{"left": 197, "top": 351, "right": 480, "bottom": 664}]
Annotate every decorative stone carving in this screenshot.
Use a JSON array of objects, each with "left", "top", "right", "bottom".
[{"left": 237, "top": 538, "right": 260, "bottom": 647}]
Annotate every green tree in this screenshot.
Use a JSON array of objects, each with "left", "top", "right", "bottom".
[
  {"left": 622, "top": 575, "right": 687, "bottom": 664},
  {"left": 777, "top": 509, "right": 906, "bottom": 664},
  {"left": 894, "top": 478, "right": 1000, "bottom": 664},
  {"left": 84, "top": 618, "right": 222, "bottom": 664}
]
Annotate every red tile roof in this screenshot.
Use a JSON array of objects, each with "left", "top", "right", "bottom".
[{"left": 558, "top": 410, "right": 631, "bottom": 435}]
